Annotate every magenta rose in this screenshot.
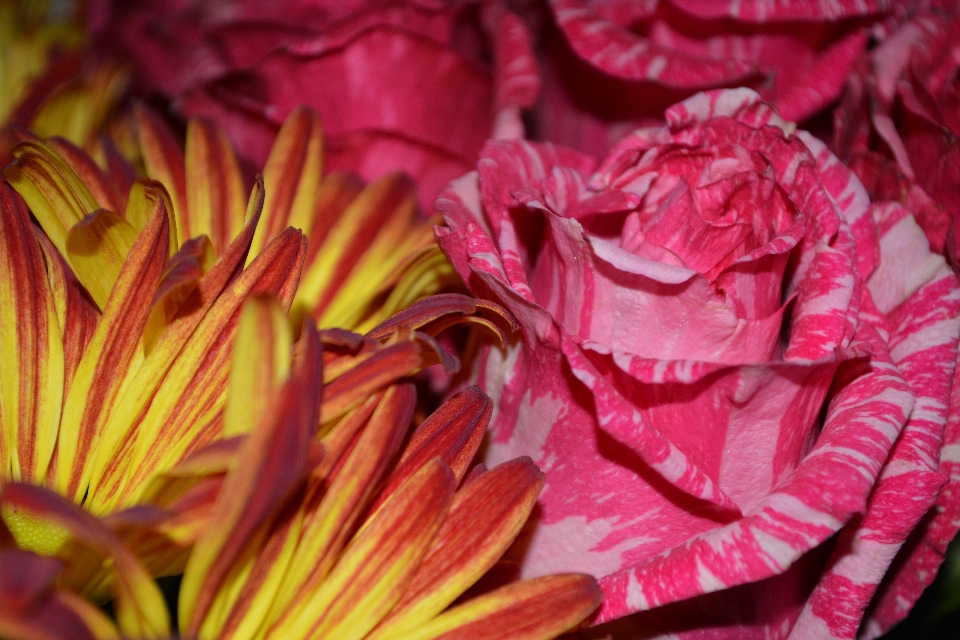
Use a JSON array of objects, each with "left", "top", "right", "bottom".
[
  {"left": 437, "top": 88, "right": 960, "bottom": 637},
  {"left": 97, "top": 0, "right": 539, "bottom": 210},
  {"left": 536, "top": 0, "right": 884, "bottom": 159}
]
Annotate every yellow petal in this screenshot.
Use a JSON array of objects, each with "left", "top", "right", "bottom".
[
  {"left": 251, "top": 105, "right": 325, "bottom": 259},
  {"left": 135, "top": 104, "right": 189, "bottom": 240},
  {"left": 0, "top": 182, "right": 64, "bottom": 483},
  {"left": 3, "top": 139, "right": 99, "bottom": 257},
  {"left": 222, "top": 295, "right": 292, "bottom": 438},
  {"left": 55, "top": 203, "right": 169, "bottom": 502},
  {"left": 267, "top": 384, "right": 416, "bottom": 632},
  {"left": 65, "top": 209, "right": 139, "bottom": 311},
  {"left": 126, "top": 179, "right": 181, "bottom": 255},
  {"left": 384, "top": 574, "right": 602, "bottom": 640},
  {"left": 369, "top": 459, "right": 544, "bottom": 639},
  {"left": 270, "top": 458, "right": 455, "bottom": 640},
  {"left": 185, "top": 118, "right": 246, "bottom": 255}
]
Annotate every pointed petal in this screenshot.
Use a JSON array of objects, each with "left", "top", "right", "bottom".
[
  {"left": 1, "top": 484, "right": 170, "bottom": 638},
  {"left": 135, "top": 104, "right": 189, "bottom": 239},
  {"left": 185, "top": 118, "right": 247, "bottom": 255},
  {"left": 251, "top": 105, "right": 325, "bottom": 258},
  {"left": 388, "top": 573, "right": 601, "bottom": 640},
  {"left": 180, "top": 310, "right": 321, "bottom": 634},
  {"left": 320, "top": 341, "right": 425, "bottom": 423},
  {"left": 126, "top": 179, "right": 181, "bottom": 255},
  {"left": 33, "top": 231, "right": 99, "bottom": 393},
  {"left": 55, "top": 204, "right": 169, "bottom": 502},
  {"left": 46, "top": 137, "right": 124, "bottom": 215},
  {"left": 370, "top": 458, "right": 543, "bottom": 638},
  {"left": 88, "top": 227, "right": 306, "bottom": 512},
  {"left": 222, "top": 295, "right": 292, "bottom": 438},
  {"left": 268, "top": 383, "right": 416, "bottom": 631},
  {"left": 65, "top": 209, "right": 139, "bottom": 310},
  {"left": 82, "top": 184, "right": 266, "bottom": 511},
  {"left": 0, "top": 183, "right": 64, "bottom": 484},
  {"left": 372, "top": 386, "right": 492, "bottom": 512},
  {"left": 274, "top": 458, "right": 455, "bottom": 640},
  {"left": 3, "top": 139, "right": 100, "bottom": 258},
  {"left": 293, "top": 172, "right": 417, "bottom": 325}
]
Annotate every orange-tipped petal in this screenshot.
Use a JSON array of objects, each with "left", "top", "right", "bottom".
[
  {"left": 371, "top": 387, "right": 491, "bottom": 512},
  {"left": 252, "top": 105, "right": 325, "bottom": 258},
  {"left": 180, "top": 310, "right": 321, "bottom": 634},
  {"left": 185, "top": 118, "right": 246, "bottom": 255},
  {"left": 65, "top": 209, "right": 139, "bottom": 310},
  {"left": 55, "top": 204, "right": 169, "bottom": 502},
  {"left": 269, "top": 383, "right": 415, "bottom": 630},
  {"left": 1, "top": 483, "right": 170, "bottom": 638},
  {"left": 387, "top": 574, "right": 602, "bottom": 640},
  {"left": 272, "top": 458, "right": 455, "bottom": 640},
  {"left": 3, "top": 139, "right": 100, "bottom": 258},
  {"left": 0, "top": 182, "right": 64, "bottom": 483},
  {"left": 222, "top": 295, "right": 292, "bottom": 438},
  {"left": 135, "top": 104, "right": 189, "bottom": 239},
  {"left": 366, "top": 293, "right": 479, "bottom": 339},
  {"left": 320, "top": 341, "right": 425, "bottom": 424},
  {"left": 370, "top": 458, "right": 544, "bottom": 638}
]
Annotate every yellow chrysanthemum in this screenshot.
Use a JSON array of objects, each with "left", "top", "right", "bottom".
[
  {"left": 0, "top": 293, "right": 602, "bottom": 640},
  {"left": 127, "top": 104, "right": 459, "bottom": 332}
]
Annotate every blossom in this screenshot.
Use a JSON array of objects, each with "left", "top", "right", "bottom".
[
  {"left": 97, "top": 0, "right": 540, "bottom": 210},
  {"left": 437, "top": 88, "right": 960, "bottom": 637},
  {"left": 0, "top": 293, "right": 603, "bottom": 638},
  {"left": 536, "top": 0, "right": 882, "bottom": 159},
  {"left": 6, "top": 103, "right": 452, "bottom": 333}
]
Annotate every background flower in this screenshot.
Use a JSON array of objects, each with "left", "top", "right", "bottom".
[
  {"left": 437, "top": 89, "right": 960, "bottom": 637},
  {"left": 94, "top": 0, "right": 540, "bottom": 211},
  {"left": 532, "top": 0, "right": 883, "bottom": 159}
]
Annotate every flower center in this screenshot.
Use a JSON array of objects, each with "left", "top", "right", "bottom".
[{"left": 2, "top": 508, "right": 70, "bottom": 555}]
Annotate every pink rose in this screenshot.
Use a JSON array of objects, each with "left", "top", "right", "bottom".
[
  {"left": 97, "top": 0, "right": 539, "bottom": 210},
  {"left": 536, "top": 0, "right": 882, "bottom": 159},
  {"left": 835, "top": 7, "right": 960, "bottom": 261},
  {"left": 437, "top": 89, "right": 960, "bottom": 637}
]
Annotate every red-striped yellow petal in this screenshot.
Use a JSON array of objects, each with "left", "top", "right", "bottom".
[
  {"left": 0, "top": 182, "right": 64, "bottom": 483},
  {"left": 369, "top": 459, "right": 544, "bottom": 639},
  {"left": 385, "top": 574, "right": 602, "bottom": 640},
  {"left": 222, "top": 296, "right": 292, "bottom": 438},
  {"left": 180, "top": 304, "right": 321, "bottom": 635},
  {"left": 293, "top": 172, "right": 416, "bottom": 324},
  {"left": 46, "top": 137, "right": 123, "bottom": 215},
  {"left": 33, "top": 231, "right": 98, "bottom": 393},
  {"left": 54, "top": 202, "right": 169, "bottom": 501},
  {"left": 88, "top": 227, "right": 307, "bottom": 512},
  {"left": 83, "top": 182, "right": 267, "bottom": 512},
  {"left": 185, "top": 117, "right": 246, "bottom": 255},
  {"left": 272, "top": 458, "right": 455, "bottom": 640},
  {"left": 250, "top": 105, "right": 325, "bottom": 259},
  {"left": 268, "top": 383, "right": 416, "bottom": 631},
  {"left": 65, "top": 209, "right": 138, "bottom": 310},
  {"left": 126, "top": 179, "right": 180, "bottom": 255},
  {"left": 1, "top": 483, "right": 170, "bottom": 638},
  {"left": 371, "top": 386, "right": 491, "bottom": 512},
  {"left": 134, "top": 104, "right": 189, "bottom": 239},
  {"left": 141, "top": 234, "right": 216, "bottom": 355},
  {"left": 3, "top": 139, "right": 99, "bottom": 257}
]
